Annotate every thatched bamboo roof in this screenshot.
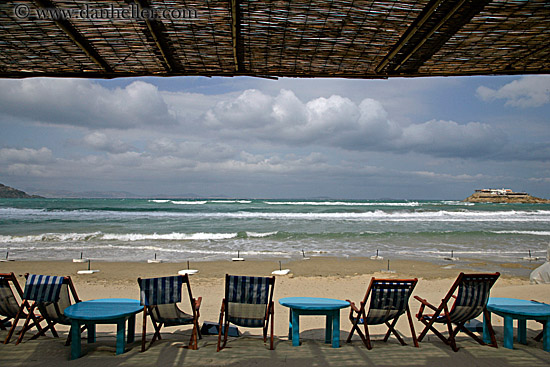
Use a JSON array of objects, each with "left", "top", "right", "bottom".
[{"left": 1, "top": 0, "right": 549, "bottom": 79}]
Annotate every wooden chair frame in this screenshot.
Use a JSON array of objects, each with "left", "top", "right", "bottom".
[
  {"left": 138, "top": 274, "right": 202, "bottom": 352},
  {"left": 1, "top": 272, "right": 45, "bottom": 343},
  {"left": 217, "top": 274, "right": 275, "bottom": 351},
  {"left": 5, "top": 273, "right": 82, "bottom": 345},
  {"left": 346, "top": 278, "right": 419, "bottom": 349},
  {"left": 415, "top": 272, "right": 499, "bottom": 352}
]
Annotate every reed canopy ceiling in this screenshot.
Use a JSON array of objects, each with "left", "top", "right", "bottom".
[{"left": 1, "top": 0, "right": 549, "bottom": 80}]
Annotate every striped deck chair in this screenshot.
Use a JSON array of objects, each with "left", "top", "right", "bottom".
[
  {"left": 1, "top": 272, "right": 46, "bottom": 342},
  {"left": 5, "top": 273, "right": 83, "bottom": 345},
  {"left": 415, "top": 272, "right": 500, "bottom": 352},
  {"left": 0, "top": 273, "right": 25, "bottom": 331},
  {"left": 346, "top": 278, "right": 419, "bottom": 349},
  {"left": 217, "top": 274, "right": 275, "bottom": 351},
  {"left": 138, "top": 274, "right": 202, "bottom": 351}
]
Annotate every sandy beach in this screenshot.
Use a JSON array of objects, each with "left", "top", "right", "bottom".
[{"left": 1, "top": 257, "right": 549, "bottom": 366}]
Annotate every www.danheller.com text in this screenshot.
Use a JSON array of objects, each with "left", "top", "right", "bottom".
[{"left": 13, "top": 3, "right": 198, "bottom": 21}]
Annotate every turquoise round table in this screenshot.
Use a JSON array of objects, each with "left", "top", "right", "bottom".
[
  {"left": 64, "top": 298, "right": 142, "bottom": 359},
  {"left": 279, "top": 297, "right": 350, "bottom": 348},
  {"left": 483, "top": 297, "right": 550, "bottom": 352}
]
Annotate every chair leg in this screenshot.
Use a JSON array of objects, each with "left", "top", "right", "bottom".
[
  {"left": 483, "top": 309, "right": 498, "bottom": 347},
  {"left": 149, "top": 320, "right": 163, "bottom": 349},
  {"left": 385, "top": 319, "right": 406, "bottom": 345},
  {"left": 269, "top": 303, "right": 274, "bottom": 350},
  {"left": 188, "top": 318, "right": 199, "bottom": 350},
  {"left": 5, "top": 314, "right": 21, "bottom": 344},
  {"left": 347, "top": 315, "right": 361, "bottom": 343},
  {"left": 5, "top": 301, "right": 30, "bottom": 344},
  {"left": 216, "top": 302, "right": 225, "bottom": 352},
  {"left": 418, "top": 313, "right": 440, "bottom": 342},
  {"left": 141, "top": 306, "right": 147, "bottom": 352},
  {"left": 445, "top": 321, "right": 458, "bottom": 352},
  {"left": 406, "top": 308, "right": 419, "bottom": 348},
  {"left": 363, "top": 322, "right": 372, "bottom": 349},
  {"left": 419, "top": 318, "right": 450, "bottom": 345},
  {"left": 16, "top": 304, "right": 38, "bottom": 345}
]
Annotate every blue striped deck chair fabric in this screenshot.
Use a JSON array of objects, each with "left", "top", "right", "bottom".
[
  {"left": 346, "top": 278, "right": 418, "bottom": 349},
  {"left": 137, "top": 274, "right": 202, "bottom": 351},
  {"left": 415, "top": 272, "right": 500, "bottom": 352},
  {"left": 217, "top": 274, "right": 275, "bottom": 351},
  {"left": 23, "top": 274, "right": 64, "bottom": 303},
  {"left": 6, "top": 273, "right": 82, "bottom": 345}
]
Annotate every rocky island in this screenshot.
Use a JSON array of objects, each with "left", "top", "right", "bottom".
[
  {"left": 464, "top": 188, "right": 550, "bottom": 203},
  {"left": 0, "top": 183, "right": 43, "bottom": 198}
]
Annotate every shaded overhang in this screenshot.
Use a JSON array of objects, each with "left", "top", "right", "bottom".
[{"left": 1, "top": 0, "right": 549, "bottom": 79}]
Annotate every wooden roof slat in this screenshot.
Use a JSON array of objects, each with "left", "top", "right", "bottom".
[
  {"left": 33, "top": 0, "right": 112, "bottom": 72},
  {"left": 0, "top": 0, "right": 548, "bottom": 79},
  {"left": 133, "top": 0, "right": 179, "bottom": 72}
]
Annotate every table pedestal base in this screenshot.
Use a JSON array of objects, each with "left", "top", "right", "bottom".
[
  {"left": 288, "top": 309, "right": 341, "bottom": 348},
  {"left": 70, "top": 315, "right": 137, "bottom": 359}
]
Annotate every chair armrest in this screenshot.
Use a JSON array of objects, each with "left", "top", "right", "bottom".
[
  {"left": 346, "top": 300, "right": 360, "bottom": 313},
  {"left": 414, "top": 296, "right": 438, "bottom": 311},
  {"left": 194, "top": 297, "right": 202, "bottom": 311}
]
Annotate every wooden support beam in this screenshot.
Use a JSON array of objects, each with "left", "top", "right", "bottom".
[
  {"left": 393, "top": 0, "right": 468, "bottom": 71},
  {"left": 230, "top": 0, "right": 244, "bottom": 72},
  {"left": 375, "top": 0, "right": 445, "bottom": 74},
  {"left": 133, "top": 0, "right": 177, "bottom": 72},
  {"left": 33, "top": 0, "right": 112, "bottom": 73}
]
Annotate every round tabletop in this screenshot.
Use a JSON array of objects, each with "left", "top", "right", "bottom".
[
  {"left": 65, "top": 298, "right": 142, "bottom": 321},
  {"left": 487, "top": 297, "right": 550, "bottom": 317},
  {"left": 279, "top": 297, "right": 350, "bottom": 310}
]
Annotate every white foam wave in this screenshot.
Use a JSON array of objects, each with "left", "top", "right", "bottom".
[
  {"left": 1, "top": 207, "right": 549, "bottom": 222},
  {"left": 219, "top": 210, "right": 550, "bottom": 222},
  {"left": 0, "top": 232, "right": 238, "bottom": 243},
  {"left": 264, "top": 201, "right": 420, "bottom": 207},
  {"left": 440, "top": 201, "right": 475, "bottom": 206},
  {"left": 171, "top": 201, "right": 207, "bottom": 205},
  {"left": 246, "top": 231, "right": 278, "bottom": 238},
  {"left": 491, "top": 230, "right": 550, "bottom": 236},
  {"left": 210, "top": 200, "right": 252, "bottom": 204},
  {"left": 102, "top": 232, "right": 237, "bottom": 241},
  {"left": 148, "top": 200, "right": 170, "bottom": 203},
  {"left": 0, "top": 232, "right": 103, "bottom": 243}
]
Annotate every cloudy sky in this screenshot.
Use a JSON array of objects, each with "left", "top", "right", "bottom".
[{"left": 0, "top": 74, "right": 549, "bottom": 199}]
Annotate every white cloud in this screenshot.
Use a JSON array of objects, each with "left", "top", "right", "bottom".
[
  {"left": 203, "top": 89, "right": 504, "bottom": 158},
  {"left": 411, "top": 170, "right": 485, "bottom": 182},
  {"left": 0, "top": 147, "right": 53, "bottom": 163},
  {"left": 82, "top": 132, "right": 134, "bottom": 153},
  {"left": 0, "top": 79, "right": 176, "bottom": 129},
  {"left": 398, "top": 120, "right": 506, "bottom": 158},
  {"left": 476, "top": 76, "right": 550, "bottom": 107}
]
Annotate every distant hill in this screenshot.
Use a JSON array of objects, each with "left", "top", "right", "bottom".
[{"left": 0, "top": 183, "right": 43, "bottom": 198}]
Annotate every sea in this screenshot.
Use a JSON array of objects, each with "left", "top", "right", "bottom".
[{"left": 1, "top": 198, "right": 549, "bottom": 270}]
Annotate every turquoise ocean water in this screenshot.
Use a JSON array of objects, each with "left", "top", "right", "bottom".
[{"left": 0, "top": 198, "right": 549, "bottom": 265}]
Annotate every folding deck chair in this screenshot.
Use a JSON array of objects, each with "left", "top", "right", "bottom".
[
  {"left": 415, "top": 272, "right": 500, "bottom": 352},
  {"left": 346, "top": 278, "right": 419, "bottom": 349},
  {"left": 1, "top": 272, "right": 24, "bottom": 331},
  {"left": 5, "top": 273, "right": 83, "bottom": 345},
  {"left": 138, "top": 274, "right": 202, "bottom": 351},
  {"left": 217, "top": 274, "right": 275, "bottom": 351},
  {"left": 1, "top": 272, "right": 46, "bottom": 342}
]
